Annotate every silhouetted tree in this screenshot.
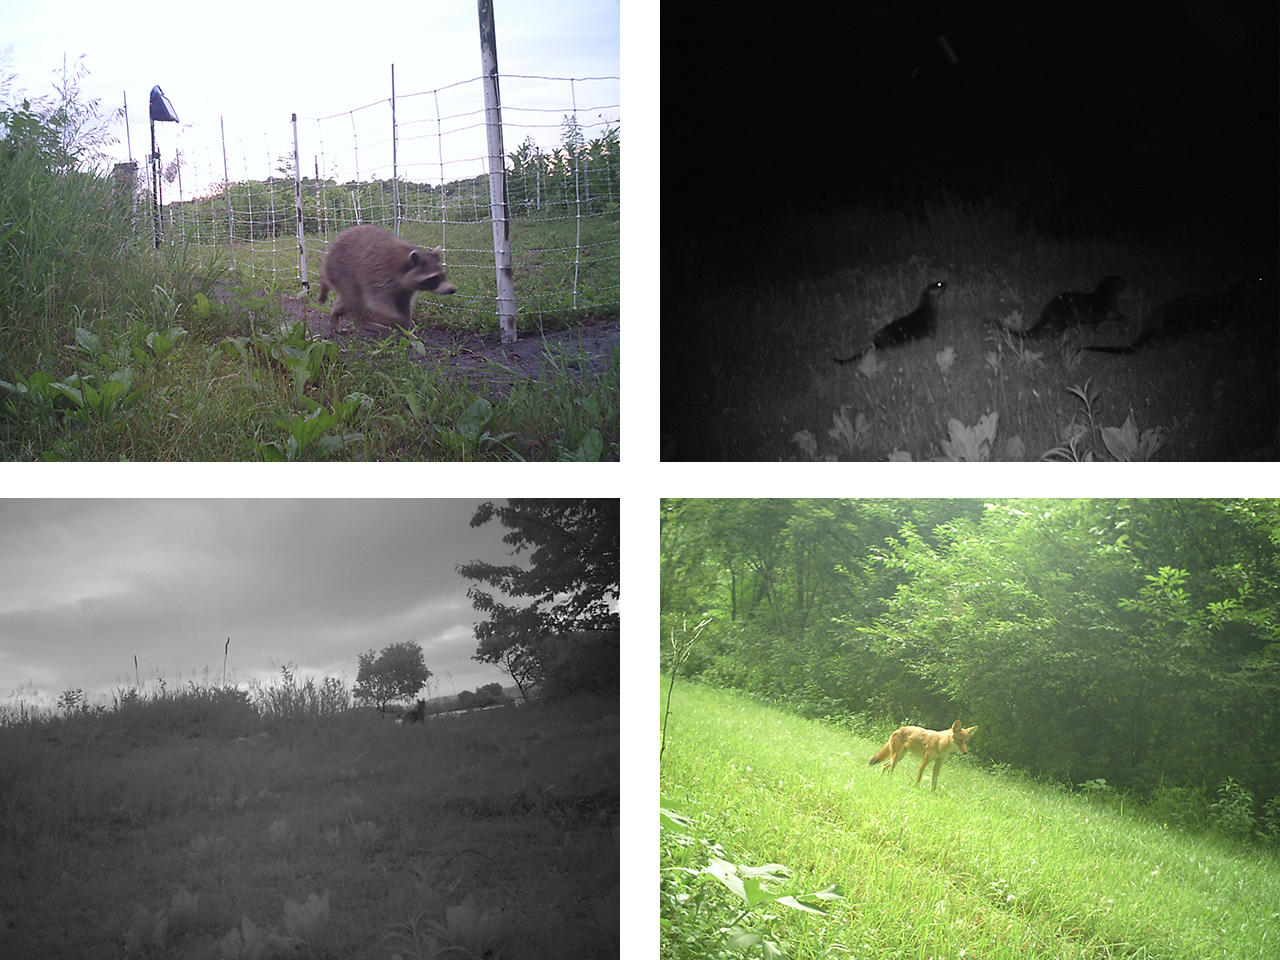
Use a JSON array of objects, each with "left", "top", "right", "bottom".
[{"left": 459, "top": 499, "right": 619, "bottom": 698}]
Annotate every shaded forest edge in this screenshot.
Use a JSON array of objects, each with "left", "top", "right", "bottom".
[{"left": 661, "top": 498, "right": 1280, "bottom": 845}]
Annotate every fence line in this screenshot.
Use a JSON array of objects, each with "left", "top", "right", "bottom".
[{"left": 155, "top": 71, "right": 619, "bottom": 336}]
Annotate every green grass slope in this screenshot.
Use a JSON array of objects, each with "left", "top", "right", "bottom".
[{"left": 660, "top": 681, "right": 1279, "bottom": 960}]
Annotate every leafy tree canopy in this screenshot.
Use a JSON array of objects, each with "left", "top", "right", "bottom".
[
  {"left": 661, "top": 498, "right": 1280, "bottom": 808},
  {"left": 353, "top": 641, "right": 431, "bottom": 715},
  {"left": 459, "top": 499, "right": 619, "bottom": 698}
]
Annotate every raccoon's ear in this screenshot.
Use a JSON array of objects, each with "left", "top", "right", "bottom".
[
  {"left": 431, "top": 246, "right": 443, "bottom": 255},
  {"left": 408, "top": 249, "right": 423, "bottom": 266}
]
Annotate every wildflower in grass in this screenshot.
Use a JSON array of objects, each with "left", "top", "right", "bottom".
[
  {"left": 429, "top": 895, "right": 511, "bottom": 959},
  {"left": 283, "top": 891, "right": 330, "bottom": 941},
  {"left": 168, "top": 886, "right": 199, "bottom": 934},
  {"left": 217, "top": 915, "right": 270, "bottom": 959},
  {"left": 123, "top": 903, "right": 167, "bottom": 955},
  {"left": 187, "top": 832, "right": 224, "bottom": 860}
]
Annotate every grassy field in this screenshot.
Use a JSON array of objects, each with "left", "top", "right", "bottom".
[
  {"left": 0, "top": 124, "right": 619, "bottom": 460},
  {"left": 662, "top": 199, "right": 1277, "bottom": 461},
  {"left": 660, "top": 680, "right": 1280, "bottom": 960},
  {"left": 0, "top": 688, "right": 619, "bottom": 958},
  {"left": 185, "top": 214, "right": 621, "bottom": 336}
]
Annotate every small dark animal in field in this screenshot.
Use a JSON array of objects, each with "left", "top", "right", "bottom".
[
  {"left": 318, "top": 224, "right": 456, "bottom": 334},
  {"left": 1085, "top": 273, "right": 1276, "bottom": 354},
  {"left": 1029, "top": 276, "right": 1127, "bottom": 337},
  {"left": 833, "top": 280, "right": 947, "bottom": 364},
  {"left": 402, "top": 699, "right": 426, "bottom": 725}
]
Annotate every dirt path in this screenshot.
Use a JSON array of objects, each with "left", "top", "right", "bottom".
[
  {"left": 207, "top": 279, "right": 619, "bottom": 393},
  {"left": 286, "top": 292, "right": 619, "bottom": 392}
]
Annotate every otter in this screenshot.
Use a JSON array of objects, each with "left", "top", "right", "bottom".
[
  {"left": 1028, "top": 276, "right": 1126, "bottom": 338},
  {"left": 1085, "top": 273, "right": 1274, "bottom": 354},
  {"left": 833, "top": 280, "right": 947, "bottom": 365}
]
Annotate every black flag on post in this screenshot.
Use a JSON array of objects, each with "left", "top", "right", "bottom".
[
  {"left": 148, "top": 86, "right": 178, "bottom": 247},
  {"left": 149, "top": 86, "right": 178, "bottom": 122}
]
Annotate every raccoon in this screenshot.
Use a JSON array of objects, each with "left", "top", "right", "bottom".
[
  {"left": 1030, "top": 275, "right": 1127, "bottom": 337},
  {"left": 833, "top": 280, "right": 947, "bottom": 364},
  {"left": 318, "top": 224, "right": 456, "bottom": 333}
]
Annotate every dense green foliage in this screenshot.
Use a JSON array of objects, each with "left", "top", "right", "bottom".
[
  {"left": 462, "top": 499, "right": 621, "bottom": 700},
  {"left": 0, "top": 78, "right": 187, "bottom": 378},
  {"left": 661, "top": 499, "right": 1280, "bottom": 835}
]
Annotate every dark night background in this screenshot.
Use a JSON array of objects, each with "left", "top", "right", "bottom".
[
  {"left": 666, "top": 0, "right": 1276, "bottom": 259},
  {"left": 661, "top": 0, "right": 1278, "bottom": 459}
]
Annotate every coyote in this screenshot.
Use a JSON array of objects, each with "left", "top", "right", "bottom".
[
  {"left": 402, "top": 699, "right": 426, "bottom": 725},
  {"left": 869, "top": 720, "right": 976, "bottom": 791}
]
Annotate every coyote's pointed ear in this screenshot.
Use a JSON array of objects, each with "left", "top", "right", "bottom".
[{"left": 951, "top": 719, "right": 962, "bottom": 733}]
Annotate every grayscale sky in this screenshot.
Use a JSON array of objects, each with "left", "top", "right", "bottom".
[
  {"left": 0, "top": 499, "right": 524, "bottom": 710},
  {"left": 0, "top": 0, "right": 621, "bottom": 185}
]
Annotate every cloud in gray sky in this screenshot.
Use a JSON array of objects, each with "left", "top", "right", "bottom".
[{"left": 0, "top": 499, "right": 521, "bottom": 707}]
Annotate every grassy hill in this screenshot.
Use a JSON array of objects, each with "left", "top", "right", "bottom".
[
  {"left": 0, "top": 691, "right": 618, "bottom": 958},
  {"left": 660, "top": 680, "right": 1279, "bottom": 959}
]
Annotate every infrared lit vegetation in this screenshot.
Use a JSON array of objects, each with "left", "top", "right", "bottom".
[
  {"left": 0, "top": 671, "right": 619, "bottom": 958},
  {"left": 665, "top": 197, "right": 1276, "bottom": 461}
]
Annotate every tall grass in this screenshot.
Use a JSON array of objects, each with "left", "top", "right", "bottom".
[
  {"left": 0, "top": 668, "right": 348, "bottom": 739},
  {"left": 661, "top": 680, "right": 1280, "bottom": 960},
  {"left": 0, "top": 682, "right": 618, "bottom": 958},
  {"left": 249, "top": 665, "right": 352, "bottom": 722},
  {"left": 0, "top": 101, "right": 183, "bottom": 376}
]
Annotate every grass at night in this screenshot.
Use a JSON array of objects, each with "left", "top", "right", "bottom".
[
  {"left": 0, "top": 678, "right": 618, "bottom": 959},
  {"left": 663, "top": 197, "right": 1277, "bottom": 461}
]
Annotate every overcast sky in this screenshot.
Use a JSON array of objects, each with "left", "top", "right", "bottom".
[
  {"left": 0, "top": 499, "right": 530, "bottom": 711},
  {"left": 0, "top": 0, "right": 621, "bottom": 190}
]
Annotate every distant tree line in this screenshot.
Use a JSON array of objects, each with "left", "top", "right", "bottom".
[
  {"left": 161, "top": 119, "right": 620, "bottom": 243},
  {"left": 662, "top": 499, "right": 1280, "bottom": 833}
]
